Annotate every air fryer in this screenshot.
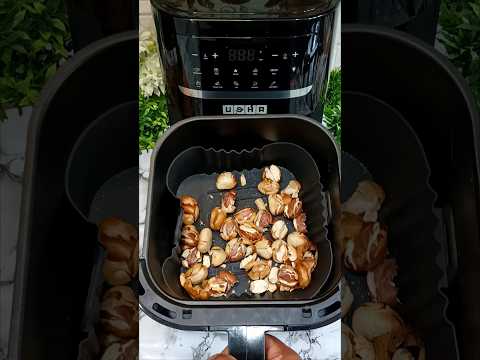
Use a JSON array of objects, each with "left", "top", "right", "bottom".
[
  {"left": 9, "top": 32, "right": 138, "bottom": 360},
  {"left": 64, "top": 0, "right": 139, "bottom": 50},
  {"left": 343, "top": 25, "right": 480, "bottom": 359},
  {"left": 343, "top": 0, "right": 441, "bottom": 45},
  {"left": 151, "top": 0, "right": 340, "bottom": 123},
  {"left": 139, "top": 115, "right": 342, "bottom": 360}
]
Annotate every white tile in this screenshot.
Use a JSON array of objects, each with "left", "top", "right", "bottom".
[
  {"left": 1, "top": 107, "right": 31, "bottom": 155},
  {"left": 0, "top": 284, "right": 14, "bottom": 359},
  {"left": 0, "top": 106, "right": 31, "bottom": 359},
  {"left": 139, "top": 177, "right": 149, "bottom": 224}
]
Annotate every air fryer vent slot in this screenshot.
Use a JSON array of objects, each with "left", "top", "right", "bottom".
[{"left": 153, "top": 303, "right": 177, "bottom": 319}]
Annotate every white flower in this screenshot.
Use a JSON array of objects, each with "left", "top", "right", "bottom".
[
  {"left": 139, "top": 149, "right": 153, "bottom": 179},
  {"left": 139, "top": 31, "right": 165, "bottom": 96}
]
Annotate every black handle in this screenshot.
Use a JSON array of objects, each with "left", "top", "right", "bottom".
[{"left": 213, "top": 326, "right": 283, "bottom": 360}]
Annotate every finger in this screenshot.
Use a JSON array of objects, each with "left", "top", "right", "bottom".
[
  {"left": 265, "top": 335, "right": 300, "bottom": 360},
  {"left": 207, "top": 352, "right": 237, "bottom": 360},
  {"left": 221, "top": 346, "right": 230, "bottom": 355}
]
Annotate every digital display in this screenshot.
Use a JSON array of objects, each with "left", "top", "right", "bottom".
[{"left": 228, "top": 49, "right": 256, "bottom": 62}]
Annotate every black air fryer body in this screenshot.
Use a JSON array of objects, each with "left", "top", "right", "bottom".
[
  {"left": 343, "top": 0, "right": 441, "bottom": 45},
  {"left": 152, "top": 0, "right": 340, "bottom": 123}
]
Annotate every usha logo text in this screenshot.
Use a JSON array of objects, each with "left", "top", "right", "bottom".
[{"left": 223, "top": 105, "right": 268, "bottom": 115}]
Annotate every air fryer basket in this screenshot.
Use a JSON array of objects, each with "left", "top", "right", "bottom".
[
  {"left": 65, "top": 101, "right": 138, "bottom": 360},
  {"left": 139, "top": 115, "right": 341, "bottom": 359},
  {"left": 162, "top": 142, "right": 332, "bottom": 301},
  {"left": 9, "top": 32, "right": 137, "bottom": 360},
  {"left": 342, "top": 92, "right": 459, "bottom": 359},
  {"left": 343, "top": 25, "right": 480, "bottom": 359},
  {"left": 66, "top": 101, "right": 138, "bottom": 224}
]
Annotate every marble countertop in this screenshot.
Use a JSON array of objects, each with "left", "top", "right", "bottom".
[
  {"left": 139, "top": 150, "right": 340, "bottom": 360},
  {"left": 0, "top": 108, "right": 30, "bottom": 360}
]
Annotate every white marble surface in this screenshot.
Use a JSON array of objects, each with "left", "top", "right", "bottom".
[
  {"left": 0, "top": 107, "right": 30, "bottom": 360},
  {"left": 138, "top": 150, "right": 341, "bottom": 360}
]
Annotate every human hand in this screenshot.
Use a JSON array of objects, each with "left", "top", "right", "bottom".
[
  {"left": 265, "top": 335, "right": 300, "bottom": 360},
  {"left": 208, "top": 335, "right": 300, "bottom": 360},
  {"left": 208, "top": 347, "right": 237, "bottom": 360}
]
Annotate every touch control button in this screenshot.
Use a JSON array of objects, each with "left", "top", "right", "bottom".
[
  {"left": 269, "top": 68, "right": 279, "bottom": 76},
  {"left": 258, "top": 50, "right": 265, "bottom": 62},
  {"left": 233, "top": 68, "right": 240, "bottom": 76},
  {"left": 269, "top": 80, "right": 279, "bottom": 89},
  {"left": 212, "top": 80, "right": 223, "bottom": 89}
]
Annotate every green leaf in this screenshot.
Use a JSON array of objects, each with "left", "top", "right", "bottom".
[
  {"left": 22, "top": 3, "right": 37, "bottom": 13},
  {"left": 32, "top": 39, "right": 46, "bottom": 52},
  {"left": 17, "top": 31, "right": 30, "bottom": 41},
  {"left": 12, "top": 10, "right": 26, "bottom": 28},
  {"left": 459, "top": 23, "right": 480, "bottom": 31},
  {"left": 12, "top": 44, "right": 27, "bottom": 54},
  {"left": 45, "top": 63, "right": 57, "bottom": 79},
  {"left": 471, "top": 3, "right": 480, "bottom": 17},
  {"left": 53, "top": 33, "right": 64, "bottom": 45},
  {"left": 41, "top": 32, "right": 51, "bottom": 41},
  {"left": 55, "top": 47, "right": 69, "bottom": 57},
  {"left": 33, "top": 2, "right": 46, "bottom": 13},
  {"left": 51, "top": 18, "right": 66, "bottom": 32},
  {"left": 1, "top": 49, "right": 12, "bottom": 65},
  {"left": 439, "top": 0, "right": 480, "bottom": 109},
  {"left": 439, "top": 35, "right": 460, "bottom": 49},
  {"left": 322, "top": 68, "right": 342, "bottom": 145},
  {"left": 139, "top": 92, "right": 170, "bottom": 151}
]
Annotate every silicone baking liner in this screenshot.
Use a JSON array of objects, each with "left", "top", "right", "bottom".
[
  {"left": 159, "top": 142, "right": 333, "bottom": 300},
  {"left": 342, "top": 92, "right": 459, "bottom": 359}
]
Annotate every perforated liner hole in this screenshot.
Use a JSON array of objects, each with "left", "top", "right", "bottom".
[
  {"left": 182, "top": 310, "right": 192, "bottom": 319},
  {"left": 153, "top": 303, "right": 177, "bottom": 319},
  {"left": 318, "top": 301, "right": 340, "bottom": 318},
  {"left": 302, "top": 308, "right": 312, "bottom": 318}
]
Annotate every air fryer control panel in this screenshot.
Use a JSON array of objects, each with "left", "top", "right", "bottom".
[
  {"left": 154, "top": 7, "right": 337, "bottom": 122},
  {"left": 178, "top": 36, "right": 318, "bottom": 96}
]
